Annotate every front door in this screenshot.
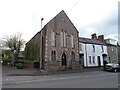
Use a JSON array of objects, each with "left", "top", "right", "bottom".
[
  {"left": 98, "top": 56, "right": 101, "bottom": 67},
  {"left": 61, "top": 53, "right": 67, "bottom": 66},
  {"left": 79, "top": 54, "right": 84, "bottom": 66}
]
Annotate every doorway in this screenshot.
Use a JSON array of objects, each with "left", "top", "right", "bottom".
[
  {"left": 97, "top": 56, "right": 101, "bottom": 67},
  {"left": 61, "top": 53, "right": 67, "bottom": 66},
  {"left": 79, "top": 54, "right": 84, "bottom": 66}
]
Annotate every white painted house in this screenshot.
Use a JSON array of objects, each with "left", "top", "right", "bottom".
[{"left": 79, "top": 34, "right": 108, "bottom": 67}]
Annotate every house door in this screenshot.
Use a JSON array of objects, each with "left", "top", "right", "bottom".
[
  {"left": 61, "top": 53, "right": 67, "bottom": 66},
  {"left": 79, "top": 54, "right": 84, "bottom": 66},
  {"left": 98, "top": 56, "right": 101, "bottom": 67}
]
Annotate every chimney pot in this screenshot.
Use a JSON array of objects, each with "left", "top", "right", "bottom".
[
  {"left": 98, "top": 35, "right": 104, "bottom": 42},
  {"left": 91, "top": 33, "right": 97, "bottom": 39}
]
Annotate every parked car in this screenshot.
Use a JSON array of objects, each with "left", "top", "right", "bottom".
[{"left": 104, "top": 63, "right": 120, "bottom": 72}]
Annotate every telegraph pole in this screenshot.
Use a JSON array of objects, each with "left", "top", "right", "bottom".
[{"left": 40, "top": 18, "right": 44, "bottom": 70}]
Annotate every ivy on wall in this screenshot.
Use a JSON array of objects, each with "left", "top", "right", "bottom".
[{"left": 25, "top": 42, "right": 40, "bottom": 61}]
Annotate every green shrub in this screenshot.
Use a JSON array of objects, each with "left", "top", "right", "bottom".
[{"left": 15, "top": 63, "right": 24, "bottom": 69}]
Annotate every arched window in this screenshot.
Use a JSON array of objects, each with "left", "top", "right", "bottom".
[
  {"left": 51, "top": 31, "right": 55, "bottom": 46},
  {"left": 61, "top": 31, "right": 66, "bottom": 47},
  {"left": 71, "top": 35, "right": 74, "bottom": 48},
  {"left": 51, "top": 51, "right": 56, "bottom": 61},
  {"left": 71, "top": 52, "right": 75, "bottom": 61}
]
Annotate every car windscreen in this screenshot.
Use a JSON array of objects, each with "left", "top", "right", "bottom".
[{"left": 113, "top": 64, "right": 119, "bottom": 67}]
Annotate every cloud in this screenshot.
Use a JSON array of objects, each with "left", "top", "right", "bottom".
[
  {"left": 76, "top": 7, "right": 118, "bottom": 41},
  {"left": 0, "top": 0, "right": 119, "bottom": 42}
]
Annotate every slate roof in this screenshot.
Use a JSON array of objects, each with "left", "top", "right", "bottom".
[{"left": 79, "top": 37, "right": 106, "bottom": 45}]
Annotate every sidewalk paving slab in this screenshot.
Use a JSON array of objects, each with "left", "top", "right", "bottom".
[{"left": 2, "top": 65, "right": 104, "bottom": 84}]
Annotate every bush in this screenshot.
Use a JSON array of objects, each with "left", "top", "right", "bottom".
[{"left": 15, "top": 63, "right": 24, "bottom": 69}]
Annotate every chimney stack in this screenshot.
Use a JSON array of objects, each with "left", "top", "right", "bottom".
[
  {"left": 98, "top": 35, "right": 104, "bottom": 42},
  {"left": 91, "top": 33, "right": 97, "bottom": 39}
]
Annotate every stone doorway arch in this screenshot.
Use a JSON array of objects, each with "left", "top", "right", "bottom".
[{"left": 61, "top": 52, "right": 67, "bottom": 66}]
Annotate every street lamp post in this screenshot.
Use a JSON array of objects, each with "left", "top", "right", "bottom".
[{"left": 40, "top": 18, "right": 44, "bottom": 70}]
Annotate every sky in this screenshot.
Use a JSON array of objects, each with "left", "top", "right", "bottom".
[{"left": 0, "top": 0, "right": 119, "bottom": 43}]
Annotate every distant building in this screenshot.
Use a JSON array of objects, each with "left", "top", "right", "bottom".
[
  {"left": 79, "top": 33, "right": 108, "bottom": 67},
  {"left": 25, "top": 10, "right": 81, "bottom": 70},
  {"left": 118, "top": 45, "right": 120, "bottom": 64},
  {"left": 105, "top": 39, "right": 118, "bottom": 63}
]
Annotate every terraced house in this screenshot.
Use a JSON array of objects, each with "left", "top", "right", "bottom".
[
  {"left": 105, "top": 38, "right": 118, "bottom": 63},
  {"left": 25, "top": 10, "right": 81, "bottom": 70},
  {"left": 79, "top": 34, "right": 108, "bottom": 67}
]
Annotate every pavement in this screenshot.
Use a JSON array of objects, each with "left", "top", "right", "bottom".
[
  {"left": 2, "top": 65, "right": 104, "bottom": 84},
  {"left": 2, "top": 65, "right": 103, "bottom": 76}
]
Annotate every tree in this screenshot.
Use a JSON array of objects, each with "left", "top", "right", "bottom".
[{"left": 2, "top": 33, "right": 25, "bottom": 64}]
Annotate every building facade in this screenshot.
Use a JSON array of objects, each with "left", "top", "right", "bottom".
[
  {"left": 79, "top": 34, "right": 108, "bottom": 67},
  {"left": 118, "top": 45, "right": 120, "bottom": 64},
  {"left": 25, "top": 10, "right": 81, "bottom": 70},
  {"left": 105, "top": 39, "right": 118, "bottom": 63}
]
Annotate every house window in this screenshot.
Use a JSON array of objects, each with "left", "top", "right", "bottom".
[
  {"left": 51, "top": 31, "right": 55, "bottom": 46},
  {"left": 112, "top": 46, "right": 116, "bottom": 53},
  {"left": 89, "top": 56, "right": 91, "bottom": 64},
  {"left": 71, "top": 52, "right": 75, "bottom": 61},
  {"left": 92, "top": 56, "right": 95, "bottom": 64},
  {"left": 101, "top": 46, "right": 104, "bottom": 52},
  {"left": 79, "top": 44, "right": 82, "bottom": 51},
  {"left": 71, "top": 35, "right": 74, "bottom": 48},
  {"left": 51, "top": 51, "right": 56, "bottom": 61},
  {"left": 92, "top": 45, "right": 95, "bottom": 52},
  {"left": 61, "top": 31, "right": 66, "bottom": 47}
]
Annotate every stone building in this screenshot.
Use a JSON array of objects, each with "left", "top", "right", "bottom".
[
  {"left": 105, "top": 39, "right": 118, "bottom": 63},
  {"left": 25, "top": 10, "right": 81, "bottom": 70},
  {"left": 118, "top": 45, "right": 120, "bottom": 64}
]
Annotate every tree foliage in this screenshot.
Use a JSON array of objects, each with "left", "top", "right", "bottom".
[{"left": 3, "top": 33, "right": 25, "bottom": 60}]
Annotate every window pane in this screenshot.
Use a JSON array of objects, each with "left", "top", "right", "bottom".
[
  {"left": 92, "top": 56, "right": 95, "bottom": 64},
  {"left": 89, "top": 56, "right": 91, "bottom": 64},
  {"left": 63, "top": 32, "right": 66, "bottom": 47},
  {"left": 51, "top": 51, "right": 53, "bottom": 61},
  {"left": 101, "top": 46, "right": 104, "bottom": 52},
  {"left": 71, "top": 35, "right": 74, "bottom": 48},
  {"left": 51, "top": 32, "right": 55, "bottom": 46},
  {"left": 92, "top": 45, "right": 95, "bottom": 52},
  {"left": 51, "top": 51, "right": 56, "bottom": 61},
  {"left": 61, "top": 32, "right": 63, "bottom": 46}
]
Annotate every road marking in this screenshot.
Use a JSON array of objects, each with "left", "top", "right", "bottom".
[{"left": 3, "top": 73, "right": 117, "bottom": 84}]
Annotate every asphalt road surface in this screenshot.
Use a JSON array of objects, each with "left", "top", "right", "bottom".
[{"left": 3, "top": 71, "right": 119, "bottom": 88}]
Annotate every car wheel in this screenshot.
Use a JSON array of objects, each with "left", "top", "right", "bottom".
[{"left": 114, "top": 69, "right": 117, "bottom": 73}]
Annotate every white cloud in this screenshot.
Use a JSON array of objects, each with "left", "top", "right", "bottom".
[
  {"left": 0, "top": 0, "right": 119, "bottom": 42},
  {"left": 105, "top": 34, "right": 118, "bottom": 41}
]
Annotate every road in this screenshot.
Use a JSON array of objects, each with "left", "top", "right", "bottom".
[{"left": 3, "top": 71, "right": 119, "bottom": 88}]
